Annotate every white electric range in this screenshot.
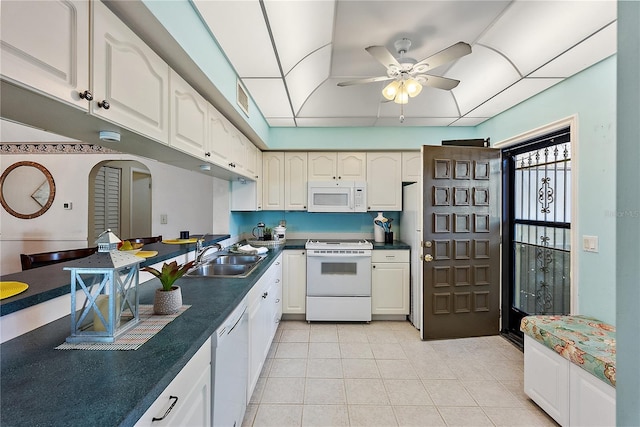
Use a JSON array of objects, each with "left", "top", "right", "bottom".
[{"left": 305, "top": 239, "right": 373, "bottom": 322}]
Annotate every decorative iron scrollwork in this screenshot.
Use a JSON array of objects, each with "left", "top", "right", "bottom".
[{"left": 538, "top": 177, "right": 554, "bottom": 213}]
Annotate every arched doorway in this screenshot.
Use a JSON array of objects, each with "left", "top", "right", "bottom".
[{"left": 88, "top": 160, "right": 152, "bottom": 244}]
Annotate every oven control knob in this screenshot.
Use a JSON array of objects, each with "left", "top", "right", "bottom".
[{"left": 423, "top": 254, "right": 433, "bottom": 262}]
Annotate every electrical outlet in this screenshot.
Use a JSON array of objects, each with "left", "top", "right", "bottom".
[{"left": 160, "top": 214, "right": 168, "bottom": 224}]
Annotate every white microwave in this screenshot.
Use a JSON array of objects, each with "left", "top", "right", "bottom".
[{"left": 307, "top": 181, "right": 367, "bottom": 213}]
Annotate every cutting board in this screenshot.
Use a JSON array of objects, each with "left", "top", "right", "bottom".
[{"left": 0, "top": 281, "right": 29, "bottom": 300}]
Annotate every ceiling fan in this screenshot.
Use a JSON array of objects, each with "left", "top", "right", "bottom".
[{"left": 337, "top": 38, "right": 471, "bottom": 105}]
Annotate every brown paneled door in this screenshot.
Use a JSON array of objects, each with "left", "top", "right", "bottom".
[{"left": 422, "top": 146, "right": 501, "bottom": 340}]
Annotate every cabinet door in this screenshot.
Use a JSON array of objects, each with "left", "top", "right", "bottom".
[
  {"left": 92, "top": 1, "right": 170, "bottom": 144},
  {"left": 285, "top": 152, "right": 308, "bottom": 210},
  {"left": 207, "top": 105, "right": 233, "bottom": 168},
  {"left": 244, "top": 138, "right": 259, "bottom": 178},
  {"left": 308, "top": 152, "right": 337, "bottom": 181},
  {"left": 169, "top": 70, "right": 207, "bottom": 159},
  {"left": 230, "top": 131, "right": 246, "bottom": 171},
  {"left": 372, "top": 262, "right": 410, "bottom": 315},
  {"left": 367, "top": 152, "right": 402, "bottom": 211},
  {"left": 263, "top": 152, "right": 285, "bottom": 210},
  {"left": 282, "top": 250, "right": 306, "bottom": 314},
  {"left": 0, "top": 0, "right": 90, "bottom": 109},
  {"left": 270, "top": 255, "right": 283, "bottom": 338},
  {"left": 338, "top": 152, "right": 367, "bottom": 181},
  {"left": 136, "top": 338, "right": 211, "bottom": 426},
  {"left": 402, "top": 151, "right": 422, "bottom": 182}
]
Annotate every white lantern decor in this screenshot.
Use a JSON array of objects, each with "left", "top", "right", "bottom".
[{"left": 64, "top": 230, "right": 143, "bottom": 343}]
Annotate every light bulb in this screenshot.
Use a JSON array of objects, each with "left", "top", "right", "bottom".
[
  {"left": 394, "top": 84, "right": 409, "bottom": 104},
  {"left": 405, "top": 78, "right": 422, "bottom": 97},
  {"left": 382, "top": 81, "right": 400, "bottom": 101}
]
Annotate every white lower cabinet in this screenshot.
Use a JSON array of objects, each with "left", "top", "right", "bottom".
[
  {"left": 282, "top": 250, "right": 307, "bottom": 314},
  {"left": 371, "top": 250, "right": 410, "bottom": 315},
  {"left": 524, "top": 335, "right": 616, "bottom": 426},
  {"left": 247, "top": 255, "right": 283, "bottom": 400},
  {"left": 136, "top": 338, "right": 212, "bottom": 427}
]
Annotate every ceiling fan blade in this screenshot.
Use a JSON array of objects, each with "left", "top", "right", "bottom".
[
  {"left": 337, "top": 76, "right": 393, "bottom": 87},
  {"left": 419, "top": 74, "right": 461, "bottom": 90},
  {"left": 413, "top": 42, "right": 471, "bottom": 72},
  {"left": 365, "top": 45, "right": 401, "bottom": 69}
]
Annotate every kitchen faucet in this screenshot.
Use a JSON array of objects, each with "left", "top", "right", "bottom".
[{"left": 195, "top": 242, "right": 223, "bottom": 264}]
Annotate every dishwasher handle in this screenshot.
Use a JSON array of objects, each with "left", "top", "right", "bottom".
[{"left": 227, "top": 306, "right": 247, "bottom": 335}]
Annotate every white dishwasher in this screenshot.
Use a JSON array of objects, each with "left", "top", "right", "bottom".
[{"left": 212, "top": 302, "right": 248, "bottom": 427}]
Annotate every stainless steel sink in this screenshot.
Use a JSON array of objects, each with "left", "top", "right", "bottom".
[
  {"left": 209, "top": 255, "right": 263, "bottom": 265},
  {"left": 185, "top": 253, "right": 266, "bottom": 278}
]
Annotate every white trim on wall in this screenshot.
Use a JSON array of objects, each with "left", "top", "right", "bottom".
[{"left": 494, "top": 114, "right": 579, "bottom": 315}]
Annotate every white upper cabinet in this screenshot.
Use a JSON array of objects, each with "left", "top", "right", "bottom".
[
  {"left": 367, "top": 152, "right": 402, "bottom": 211},
  {"left": 263, "top": 152, "right": 285, "bottom": 210},
  {"left": 402, "top": 151, "right": 422, "bottom": 182},
  {"left": 207, "top": 105, "right": 234, "bottom": 168},
  {"left": 338, "top": 152, "right": 367, "bottom": 181},
  {"left": 169, "top": 70, "right": 208, "bottom": 158},
  {"left": 0, "top": 0, "right": 90, "bottom": 109},
  {"left": 242, "top": 134, "right": 259, "bottom": 178},
  {"left": 308, "top": 152, "right": 366, "bottom": 181},
  {"left": 284, "top": 152, "right": 308, "bottom": 210},
  {"left": 92, "top": 0, "right": 170, "bottom": 144}
]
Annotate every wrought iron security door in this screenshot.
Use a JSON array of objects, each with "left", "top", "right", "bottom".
[{"left": 502, "top": 128, "right": 571, "bottom": 341}]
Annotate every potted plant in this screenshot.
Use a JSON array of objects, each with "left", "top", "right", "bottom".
[{"left": 142, "top": 260, "right": 195, "bottom": 315}]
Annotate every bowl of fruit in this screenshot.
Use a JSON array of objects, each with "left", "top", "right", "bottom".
[{"left": 118, "top": 240, "right": 144, "bottom": 253}]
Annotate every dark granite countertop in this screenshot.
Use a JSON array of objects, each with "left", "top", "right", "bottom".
[
  {"left": 0, "top": 244, "right": 283, "bottom": 427},
  {"left": 0, "top": 237, "right": 410, "bottom": 426}
]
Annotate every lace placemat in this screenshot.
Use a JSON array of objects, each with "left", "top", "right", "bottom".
[{"left": 55, "top": 305, "right": 190, "bottom": 351}]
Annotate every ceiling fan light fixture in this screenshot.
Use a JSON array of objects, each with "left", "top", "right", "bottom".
[
  {"left": 394, "top": 84, "right": 409, "bottom": 104},
  {"left": 382, "top": 80, "right": 400, "bottom": 100},
  {"left": 405, "top": 78, "right": 422, "bottom": 97}
]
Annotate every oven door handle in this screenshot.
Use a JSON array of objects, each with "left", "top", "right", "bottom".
[{"left": 306, "top": 252, "right": 372, "bottom": 257}]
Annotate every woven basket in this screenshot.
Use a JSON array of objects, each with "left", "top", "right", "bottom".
[{"left": 246, "top": 239, "right": 285, "bottom": 248}]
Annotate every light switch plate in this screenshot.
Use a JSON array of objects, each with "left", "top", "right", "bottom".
[
  {"left": 583, "top": 235, "right": 599, "bottom": 252},
  {"left": 160, "top": 214, "right": 168, "bottom": 224},
  {"left": 63, "top": 202, "right": 72, "bottom": 210}
]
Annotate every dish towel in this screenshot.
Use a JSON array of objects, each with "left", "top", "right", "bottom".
[{"left": 238, "top": 244, "right": 269, "bottom": 254}]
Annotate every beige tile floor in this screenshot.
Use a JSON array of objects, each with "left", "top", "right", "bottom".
[{"left": 243, "top": 320, "right": 558, "bottom": 427}]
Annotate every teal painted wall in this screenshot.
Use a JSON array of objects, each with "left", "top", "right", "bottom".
[
  {"left": 615, "top": 1, "right": 640, "bottom": 424},
  {"left": 268, "top": 126, "right": 477, "bottom": 150},
  {"left": 478, "top": 56, "right": 617, "bottom": 325},
  {"left": 231, "top": 210, "right": 401, "bottom": 237}
]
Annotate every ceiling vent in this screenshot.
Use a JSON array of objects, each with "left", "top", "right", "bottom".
[{"left": 237, "top": 79, "right": 249, "bottom": 117}]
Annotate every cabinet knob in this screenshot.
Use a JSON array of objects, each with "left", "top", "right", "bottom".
[
  {"left": 79, "top": 90, "right": 93, "bottom": 101},
  {"left": 332, "top": 176, "right": 336, "bottom": 180},
  {"left": 372, "top": 265, "right": 376, "bottom": 269},
  {"left": 97, "top": 100, "right": 110, "bottom": 110},
  {"left": 275, "top": 279, "right": 280, "bottom": 283},
  {"left": 262, "top": 292, "right": 268, "bottom": 299},
  {"left": 275, "top": 298, "right": 280, "bottom": 303},
  {"left": 205, "top": 152, "right": 211, "bottom": 157}
]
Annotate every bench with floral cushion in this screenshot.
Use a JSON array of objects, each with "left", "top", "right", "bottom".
[{"left": 520, "top": 315, "right": 616, "bottom": 426}]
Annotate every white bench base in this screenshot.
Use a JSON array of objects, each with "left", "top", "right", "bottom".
[{"left": 524, "top": 335, "right": 615, "bottom": 426}]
